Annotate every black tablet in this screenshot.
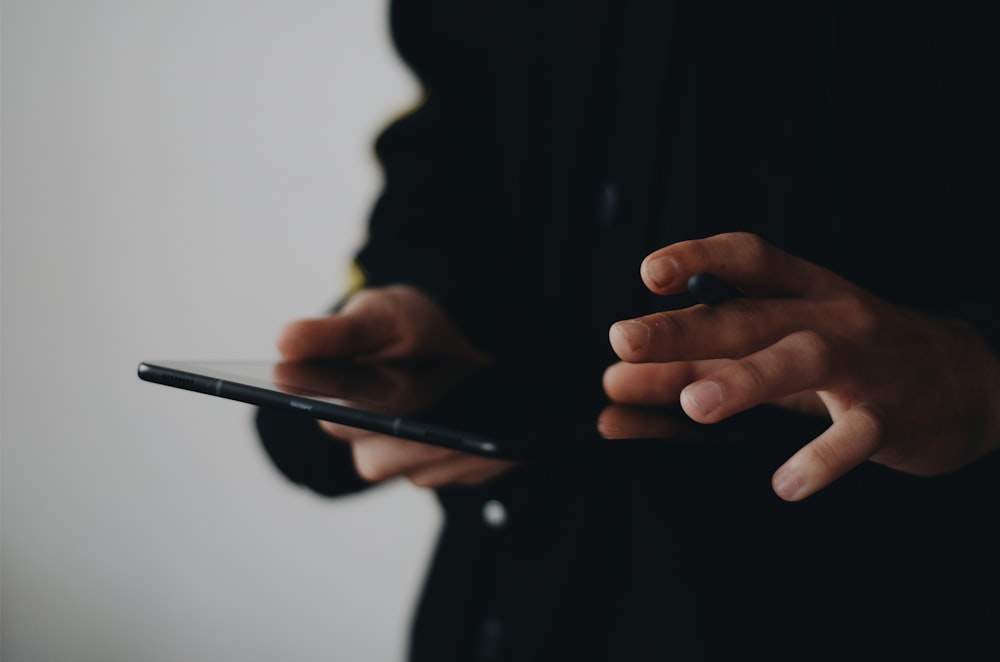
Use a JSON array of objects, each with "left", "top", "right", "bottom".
[{"left": 137, "top": 358, "right": 827, "bottom": 460}]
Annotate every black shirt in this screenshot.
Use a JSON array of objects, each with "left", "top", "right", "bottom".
[{"left": 257, "top": 2, "right": 1000, "bottom": 659}]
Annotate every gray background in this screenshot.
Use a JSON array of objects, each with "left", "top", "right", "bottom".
[{"left": 2, "top": 1, "right": 443, "bottom": 660}]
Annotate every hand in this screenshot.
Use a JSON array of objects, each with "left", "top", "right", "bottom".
[
  {"left": 278, "top": 284, "right": 493, "bottom": 365},
  {"left": 277, "top": 285, "right": 517, "bottom": 488},
  {"left": 604, "top": 232, "right": 1000, "bottom": 501}
]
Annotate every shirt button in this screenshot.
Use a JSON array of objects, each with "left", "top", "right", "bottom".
[
  {"left": 476, "top": 617, "right": 504, "bottom": 661},
  {"left": 481, "top": 499, "right": 508, "bottom": 529}
]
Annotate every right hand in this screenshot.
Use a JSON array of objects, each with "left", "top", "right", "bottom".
[{"left": 277, "top": 285, "right": 518, "bottom": 488}]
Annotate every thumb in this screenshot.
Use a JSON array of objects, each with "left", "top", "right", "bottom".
[
  {"left": 771, "top": 405, "right": 880, "bottom": 501},
  {"left": 277, "top": 289, "right": 407, "bottom": 361}
]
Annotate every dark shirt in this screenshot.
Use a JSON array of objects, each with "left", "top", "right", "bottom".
[{"left": 257, "top": 2, "right": 1000, "bottom": 659}]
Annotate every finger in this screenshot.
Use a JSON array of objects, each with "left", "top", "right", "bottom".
[
  {"left": 319, "top": 419, "right": 457, "bottom": 477},
  {"left": 350, "top": 435, "right": 456, "bottom": 483},
  {"left": 277, "top": 317, "right": 391, "bottom": 362},
  {"left": 277, "top": 291, "right": 403, "bottom": 361},
  {"left": 610, "top": 297, "right": 830, "bottom": 364},
  {"left": 771, "top": 391, "right": 828, "bottom": 417},
  {"left": 639, "top": 232, "right": 827, "bottom": 297},
  {"left": 678, "top": 330, "right": 835, "bottom": 423},
  {"left": 318, "top": 419, "right": 368, "bottom": 442},
  {"left": 771, "top": 405, "right": 881, "bottom": 501},
  {"left": 406, "top": 456, "right": 518, "bottom": 489},
  {"left": 603, "top": 358, "right": 827, "bottom": 415},
  {"left": 603, "top": 360, "right": 728, "bottom": 405},
  {"left": 596, "top": 404, "right": 691, "bottom": 439}
]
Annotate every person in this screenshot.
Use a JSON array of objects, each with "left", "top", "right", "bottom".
[{"left": 256, "top": 2, "right": 1000, "bottom": 659}]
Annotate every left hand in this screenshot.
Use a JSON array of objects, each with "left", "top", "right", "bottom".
[
  {"left": 603, "top": 232, "right": 1000, "bottom": 501},
  {"left": 276, "top": 286, "right": 518, "bottom": 488},
  {"left": 280, "top": 359, "right": 519, "bottom": 488}
]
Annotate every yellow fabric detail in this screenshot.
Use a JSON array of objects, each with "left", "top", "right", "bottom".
[{"left": 345, "top": 260, "right": 367, "bottom": 297}]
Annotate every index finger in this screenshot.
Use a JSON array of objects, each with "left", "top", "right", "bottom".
[
  {"left": 639, "top": 232, "right": 826, "bottom": 298},
  {"left": 277, "top": 291, "right": 405, "bottom": 361},
  {"left": 277, "top": 315, "right": 383, "bottom": 361}
]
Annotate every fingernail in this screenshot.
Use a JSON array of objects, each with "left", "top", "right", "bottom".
[
  {"left": 611, "top": 320, "right": 651, "bottom": 352},
  {"left": 644, "top": 257, "right": 678, "bottom": 289},
  {"left": 772, "top": 469, "right": 802, "bottom": 501},
  {"left": 682, "top": 381, "right": 723, "bottom": 415}
]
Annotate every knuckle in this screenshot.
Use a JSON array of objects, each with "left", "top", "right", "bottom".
[
  {"left": 650, "top": 311, "right": 686, "bottom": 340},
  {"left": 733, "top": 356, "right": 770, "bottom": 392},
  {"left": 795, "top": 329, "right": 839, "bottom": 378},
  {"left": 726, "top": 300, "right": 759, "bottom": 336},
  {"left": 838, "top": 295, "right": 881, "bottom": 341},
  {"left": 728, "top": 232, "right": 770, "bottom": 263},
  {"left": 806, "top": 436, "right": 845, "bottom": 473},
  {"left": 342, "top": 287, "right": 379, "bottom": 313}
]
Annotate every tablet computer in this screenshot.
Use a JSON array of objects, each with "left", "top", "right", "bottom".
[{"left": 137, "top": 358, "right": 827, "bottom": 460}]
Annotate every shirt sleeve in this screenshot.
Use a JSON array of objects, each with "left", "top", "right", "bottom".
[
  {"left": 351, "top": 1, "right": 519, "bottom": 355},
  {"left": 254, "top": 407, "right": 373, "bottom": 498}
]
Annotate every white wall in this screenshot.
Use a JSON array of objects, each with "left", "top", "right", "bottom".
[{"left": 1, "top": 2, "right": 442, "bottom": 660}]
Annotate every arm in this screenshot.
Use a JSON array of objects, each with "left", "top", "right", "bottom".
[
  {"left": 255, "top": 2, "right": 523, "bottom": 491},
  {"left": 351, "top": 1, "right": 517, "bottom": 355}
]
